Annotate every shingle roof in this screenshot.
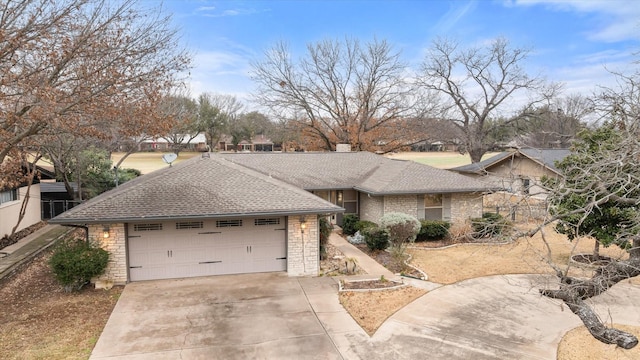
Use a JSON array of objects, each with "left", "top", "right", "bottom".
[
  {"left": 220, "top": 152, "right": 492, "bottom": 194},
  {"left": 50, "top": 155, "right": 343, "bottom": 224},
  {"left": 451, "top": 149, "right": 570, "bottom": 175}
]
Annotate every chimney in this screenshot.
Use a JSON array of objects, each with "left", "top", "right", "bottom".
[{"left": 336, "top": 144, "right": 351, "bottom": 152}]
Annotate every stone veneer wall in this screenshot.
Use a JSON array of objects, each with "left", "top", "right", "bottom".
[
  {"left": 88, "top": 223, "right": 127, "bottom": 288},
  {"left": 450, "top": 193, "right": 483, "bottom": 222},
  {"left": 383, "top": 195, "right": 418, "bottom": 219},
  {"left": 359, "top": 194, "right": 384, "bottom": 223},
  {"left": 287, "top": 215, "right": 319, "bottom": 276}
]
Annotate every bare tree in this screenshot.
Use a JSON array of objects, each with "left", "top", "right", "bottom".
[
  {"left": 0, "top": 0, "right": 190, "bottom": 177},
  {"left": 161, "top": 95, "right": 200, "bottom": 155},
  {"left": 251, "top": 38, "right": 417, "bottom": 152},
  {"left": 513, "top": 95, "right": 590, "bottom": 148},
  {"left": 419, "top": 37, "right": 559, "bottom": 162}
]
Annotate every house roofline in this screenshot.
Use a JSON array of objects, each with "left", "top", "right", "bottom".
[
  {"left": 353, "top": 186, "right": 501, "bottom": 196},
  {"left": 48, "top": 208, "right": 345, "bottom": 225}
]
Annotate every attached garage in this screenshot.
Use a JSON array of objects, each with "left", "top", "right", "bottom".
[
  {"left": 47, "top": 154, "right": 345, "bottom": 284},
  {"left": 127, "top": 217, "right": 287, "bottom": 281}
]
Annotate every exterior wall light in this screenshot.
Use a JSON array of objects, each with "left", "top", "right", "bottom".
[
  {"left": 299, "top": 217, "right": 307, "bottom": 233},
  {"left": 103, "top": 226, "right": 110, "bottom": 239}
]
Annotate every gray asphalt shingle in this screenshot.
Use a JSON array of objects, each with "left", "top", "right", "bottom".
[
  {"left": 50, "top": 154, "right": 343, "bottom": 224},
  {"left": 220, "top": 152, "right": 491, "bottom": 194}
]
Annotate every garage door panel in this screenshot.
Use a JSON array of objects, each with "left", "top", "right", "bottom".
[{"left": 128, "top": 218, "right": 287, "bottom": 281}]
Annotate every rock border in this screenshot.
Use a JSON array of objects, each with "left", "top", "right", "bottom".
[{"left": 338, "top": 278, "right": 407, "bottom": 293}]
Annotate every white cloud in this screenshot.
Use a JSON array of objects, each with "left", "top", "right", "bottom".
[
  {"left": 511, "top": 0, "right": 640, "bottom": 42},
  {"left": 433, "top": 1, "right": 477, "bottom": 34}
]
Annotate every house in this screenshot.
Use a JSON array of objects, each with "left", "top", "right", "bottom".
[
  {"left": 40, "top": 181, "right": 80, "bottom": 219},
  {"left": 450, "top": 148, "right": 570, "bottom": 198},
  {"left": 49, "top": 151, "right": 492, "bottom": 285},
  {"left": 138, "top": 134, "right": 208, "bottom": 152},
  {"left": 0, "top": 165, "right": 55, "bottom": 237},
  {"left": 217, "top": 134, "right": 275, "bottom": 152}
]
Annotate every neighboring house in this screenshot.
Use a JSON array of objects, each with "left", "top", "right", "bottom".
[
  {"left": 218, "top": 134, "right": 275, "bottom": 152},
  {"left": 450, "top": 148, "right": 570, "bottom": 198},
  {"left": 49, "top": 151, "right": 492, "bottom": 285},
  {"left": 138, "top": 134, "right": 208, "bottom": 152},
  {"left": 0, "top": 165, "right": 55, "bottom": 237},
  {"left": 40, "top": 181, "right": 80, "bottom": 219}
]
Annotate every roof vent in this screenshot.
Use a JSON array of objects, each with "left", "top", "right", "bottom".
[{"left": 336, "top": 144, "right": 351, "bottom": 152}]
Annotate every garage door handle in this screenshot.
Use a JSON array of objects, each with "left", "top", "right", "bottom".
[
  {"left": 130, "top": 266, "right": 142, "bottom": 269},
  {"left": 275, "top": 228, "right": 286, "bottom": 231},
  {"left": 199, "top": 261, "right": 222, "bottom": 264},
  {"left": 276, "top": 257, "right": 287, "bottom": 260}
]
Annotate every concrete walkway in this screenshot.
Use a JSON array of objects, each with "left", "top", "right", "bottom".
[
  {"left": 0, "top": 224, "right": 69, "bottom": 280},
  {"left": 328, "top": 232, "right": 442, "bottom": 291}
]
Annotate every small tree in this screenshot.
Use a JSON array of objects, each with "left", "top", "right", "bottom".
[
  {"left": 547, "top": 126, "right": 633, "bottom": 260},
  {"left": 50, "top": 239, "right": 109, "bottom": 292},
  {"left": 379, "top": 212, "right": 421, "bottom": 261}
]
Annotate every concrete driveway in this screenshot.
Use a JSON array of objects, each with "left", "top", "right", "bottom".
[
  {"left": 90, "top": 273, "right": 346, "bottom": 359},
  {"left": 92, "top": 273, "right": 640, "bottom": 360}
]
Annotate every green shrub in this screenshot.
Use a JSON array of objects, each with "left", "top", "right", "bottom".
[
  {"left": 319, "top": 216, "right": 333, "bottom": 260},
  {"left": 341, "top": 214, "right": 359, "bottom": 235},
  {"left": 355, "top": 220, "right": 377, "bottom": 232},
  {"left": 471, "top": 212, "right": 508, "bottom": 238},
  {"left": 49, "top": 239, "right": 109, "bottom": 292},
  {"left": 362, "top": 226, "right": 389, "bottom": 251},
  {"left": 416, "top": 220, "right": 451, "bottom": 241}
]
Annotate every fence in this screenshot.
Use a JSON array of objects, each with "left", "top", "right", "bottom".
[{"left": 41, "top": 200, "right": 82, "bottom": 220}]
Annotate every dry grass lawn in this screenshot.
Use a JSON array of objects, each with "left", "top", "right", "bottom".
[
  {"left": 385, "top": 151, "right": 500, "bottom": 168},
  {"left": 338, "top": 286, "right": 427, "bottom": 335},
  {"left": 410, "top": 226, "right": 629, "bottom": 285},
  {"left": 111, "top": 151, "right": 200, "bottom": 174}
]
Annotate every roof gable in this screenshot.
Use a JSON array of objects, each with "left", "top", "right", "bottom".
[
  {"left": 451, "top": 149, "right": 570, "bottom": 175},
  {"left": 50, "top": 155, "right": 343, "bottom": 224}
]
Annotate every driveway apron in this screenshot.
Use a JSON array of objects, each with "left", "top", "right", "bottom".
[{"left": 90, "top": 273, "right": 341, "bottom": 359}]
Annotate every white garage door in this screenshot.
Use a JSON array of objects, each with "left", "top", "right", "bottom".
[{"left": 128, "top": 217, "right": 287, "bottom": 281}]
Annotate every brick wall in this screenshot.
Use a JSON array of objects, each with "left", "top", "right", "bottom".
[
  {"left": 450, "top": 193, "right": 483, "bottom": 223},
  {"left": 89, "top": 223, "right": 127, "bottom": 287},
  {"left": 383, "top": 195, "right": 418, "bottom": 218},
  {"left": 360, "top": 194, "right": 384, "bottom": 223},
  {"left": 287, "top": 215, "right": 319, "bottom": 276}
]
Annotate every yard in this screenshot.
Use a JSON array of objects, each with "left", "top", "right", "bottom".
[
  {"left": 0, "top": 250, "right": 122, "bottom": 360},
  {"left": 338, "top": 229, "right": 640, "bottom": 358}
]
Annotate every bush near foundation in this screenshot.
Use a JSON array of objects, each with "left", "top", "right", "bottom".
[
  {"left": 471, "top": 212, "right": 508, "bottom": 238},
  {"left": 416, "top": 220, "right": 451, "bottom": 241},
  {"left": 362, "top": 226, "right": 390, "bottom": 251},
  {"left": 341, "top": 214, "right": 359, "bottom": 236},
  {"left": 49, "top": 239, "right": 109, "bottom": 292}
]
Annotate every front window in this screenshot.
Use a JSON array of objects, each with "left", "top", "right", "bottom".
[
  {"left": 424, "top": 194, "right": 443, "bottom": 220},
  {"left": 0, "top": 189, "right": 18, "bottom": 205}
]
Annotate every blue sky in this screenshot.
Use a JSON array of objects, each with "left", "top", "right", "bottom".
[{"left": 160, "top": 0, "right": 640, "bottom": 107}]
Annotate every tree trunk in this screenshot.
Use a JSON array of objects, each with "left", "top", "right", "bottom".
[
  {"left": 541, "top": 237, "right": 640, "bottom": 349},
  {"left": 593, "top": 240, "right": 600, "bottom": 261}
]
